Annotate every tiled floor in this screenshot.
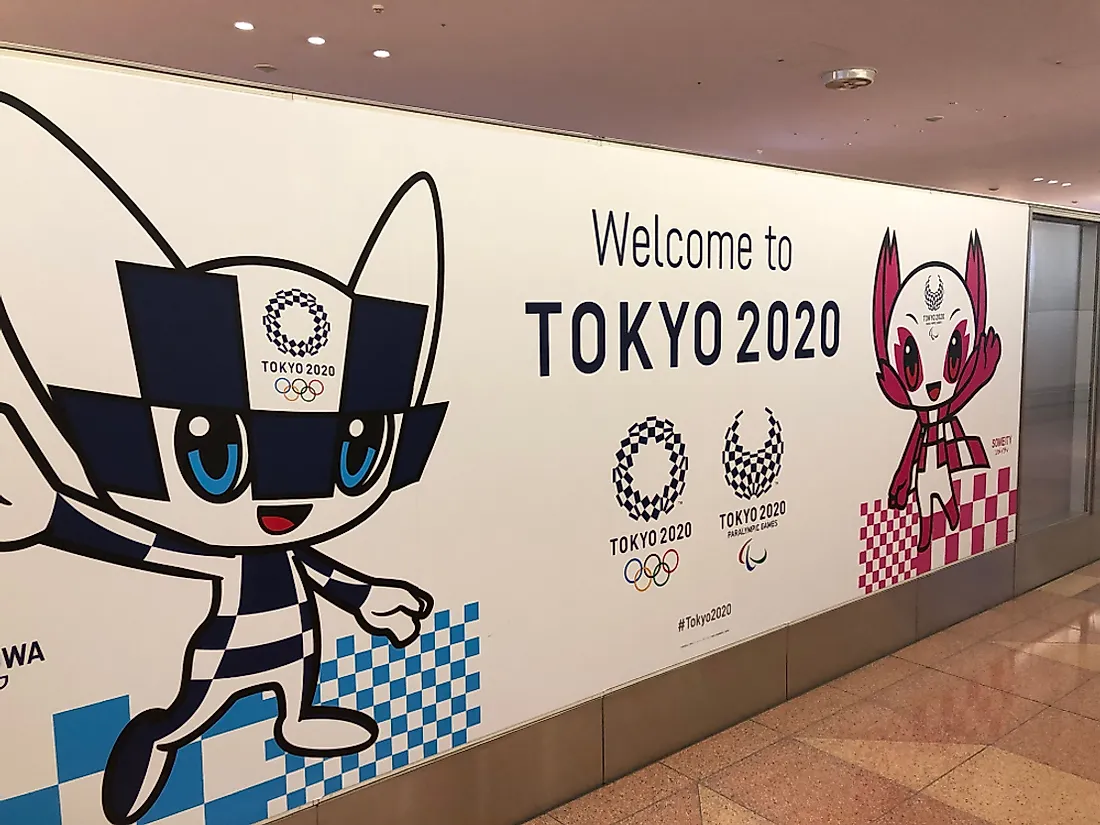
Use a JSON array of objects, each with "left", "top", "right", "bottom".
[{"left": 526, "top": 562, "right": 1100, "bottom": 825}]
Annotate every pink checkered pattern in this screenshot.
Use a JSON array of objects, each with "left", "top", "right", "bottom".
[{"left": 858, "top": 467, "right": 1017, "bottom": 595}]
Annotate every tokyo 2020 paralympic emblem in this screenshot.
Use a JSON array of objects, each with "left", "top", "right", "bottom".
[
  {"left": 722, "top": 408, "right": 784, "bottom": 501},
  {"left": 263, "top": 287, "right": 332, "bottom": 357},
  {"left": 612, "top": 417, "right": 688, "bottom": 522}
]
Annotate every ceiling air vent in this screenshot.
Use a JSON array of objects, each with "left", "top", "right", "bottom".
[{"left": 821, "top": 68, "right": 877, "bottom": 90}]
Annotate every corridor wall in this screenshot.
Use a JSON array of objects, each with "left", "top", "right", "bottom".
[{"left": 0, "top": 48, "right": 1031, "bottom": 825}]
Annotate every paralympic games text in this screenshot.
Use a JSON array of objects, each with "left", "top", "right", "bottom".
[{"left": 720, "top": 501, "right": 786, "bottom": 539}]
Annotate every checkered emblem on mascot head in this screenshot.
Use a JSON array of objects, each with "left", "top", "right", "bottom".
[
  {"left": 263, "top": 288, "right": 332, "bottom": 358},
  {"left": 722, "top": 408, "right": 783, "bottom": 501}
]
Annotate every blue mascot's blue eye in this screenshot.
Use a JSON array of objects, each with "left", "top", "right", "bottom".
[
  {"left": 336, "top": 415, "right": 388, "bottom": 496},
  {"left": 188, "top": 444, "right": 240, "bottom": 496},
  {"left": 174, "top": 412, "right": 249, "bottom": 503},
  {"left": 340, "top": 442, "right": 377, "bottom": 488}
]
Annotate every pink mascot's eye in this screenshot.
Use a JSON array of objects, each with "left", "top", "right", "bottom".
[
  {"left": 944, "top": 320, "right": 969, "bottom": 384},
  {"left": 894, "top": 328, "right": 923, "bottom": 392}
]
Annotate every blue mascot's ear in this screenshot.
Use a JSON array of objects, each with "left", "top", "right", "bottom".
[
  {"left": 348, "top": 172, "right": 444, "bottom": 408},
  {"left": 389, "top": 402, "right": 448, "bottom": 491},
  {"left": 346, "top": 172, "right": 447, "bottom": 491},
  {"left": 0, "top": 92, "right": 187, "bottom": 502}
]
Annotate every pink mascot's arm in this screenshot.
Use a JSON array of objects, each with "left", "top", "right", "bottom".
[
  {"left": 876, "top": 360, "right": 911, "bottom": 410},
  {"left": 945, "top": 328, "right": 1002, "bottom": 417}
]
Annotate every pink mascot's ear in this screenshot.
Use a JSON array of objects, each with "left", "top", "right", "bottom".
[
  {"left": 965, "top": 230, "right": 988, "bottom": 333},
  {"left": 872, "top": 229, "right": 901, "bottom": 364}
]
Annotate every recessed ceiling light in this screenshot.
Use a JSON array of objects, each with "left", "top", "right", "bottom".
[
  {"left": 373, "top": 49, "right": 391, "bottom": 58},
  {"left": 925, "top": 115, "right": 944, "bottom": 122},
  {"left": 1063, "top": 182, "right": 1072, "bottom": 187},
  {"left": 1033, "top": 177, "right": 1045, "bottom": 182},
  {"left": 254, "top": 63, "right": 278, "bottom": 73},
  {"left": 307, "top": 36, "right": 326, "bottom": 45},
  {"left": 1048, "top": 180, "right": 1059, "bottom": 184},
  {"left": 235, "top": 21, "right": 254, "bottom": 31}
]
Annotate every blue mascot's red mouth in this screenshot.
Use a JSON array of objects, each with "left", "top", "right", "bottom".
[{"left": 258, "top": 504, "right": 313, "bottom": 535}]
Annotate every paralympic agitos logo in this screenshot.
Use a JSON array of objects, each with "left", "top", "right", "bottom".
[{"left": 738, "top": 539, "right": 767, "bottom": 572}]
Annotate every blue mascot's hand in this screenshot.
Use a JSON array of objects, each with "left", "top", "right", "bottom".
[{"left": 358, "top": 580, "right": 434, "bottom": 648}]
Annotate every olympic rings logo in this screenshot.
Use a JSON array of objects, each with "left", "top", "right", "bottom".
[
  {"left": 623, "top": 549, "right": 679, "bottom": 592},
  {"left": 275, "top": 377, "right": 325, "bottom": 403}
]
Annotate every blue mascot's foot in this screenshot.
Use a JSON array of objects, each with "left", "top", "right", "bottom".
[{"left": 101, "top": 709, "right": 176, "bottom": 825}]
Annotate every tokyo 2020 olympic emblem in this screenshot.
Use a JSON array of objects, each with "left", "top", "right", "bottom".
[
  {"left": 623, "top": 549, "right": 679, "bottom": 592},
  {"left": 613, "top": 416, "right": 688, "bottom": 522},
  {"left": 263, "top": 288, "right": 331, "bottom": 357},
  {"left": 723, "top": 408, "right": 784, "bottom": 501}
]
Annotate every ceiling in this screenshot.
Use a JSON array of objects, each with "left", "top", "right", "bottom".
[{"left": 3, "top": 0, "right": 1100, "bottom": 211}]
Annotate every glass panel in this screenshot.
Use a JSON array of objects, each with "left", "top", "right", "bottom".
[{"left": 1019, "top": 218, "right": 1098, "bottom": 534}]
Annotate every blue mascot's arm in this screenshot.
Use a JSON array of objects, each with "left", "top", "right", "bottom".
[
  {"left": 295, "top": 546, "right": 434, "bottom": 647},
  {"left": 39, "top": 496, "right": 229, "bottom": 579},
  {"left": 295, "top": 546, "right": 377, "bottom": 613}
]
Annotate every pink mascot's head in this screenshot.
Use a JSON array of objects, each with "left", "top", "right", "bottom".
[{"left": 872, "top": 229, "right": 989, "bottom": 411}]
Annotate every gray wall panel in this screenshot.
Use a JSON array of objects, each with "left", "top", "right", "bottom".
[
  {"left": 601, "top": 628, "right": 786, "bottom": 782},
  {"left": 272, "top": 807, "right": 318, "bottom": 825},
  {"left": 787, "top": 581, "right": 918, "bottom": 697},
  {"left": 1015, "top": 518, "right": 1100, "bottom": 594},
  {"left": 317, "top": 700, "right": 603, "bottom": 825},
  {"left": 916, "top": 544, "right": 1015, "bottom": 636}
]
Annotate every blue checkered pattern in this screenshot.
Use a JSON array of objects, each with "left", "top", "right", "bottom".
[
  {"left": 265, "top": 602, "right": 482, "bottom": 818},
  {"left": 0, "top": 602, "right": 481, "bottom": 825}
]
